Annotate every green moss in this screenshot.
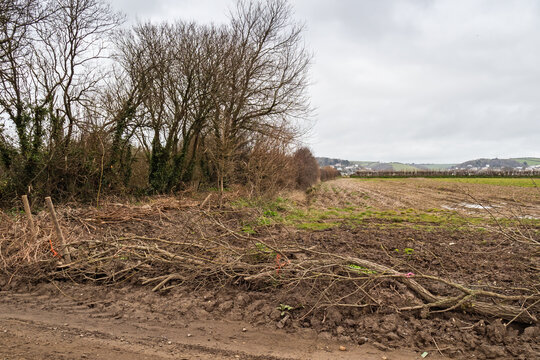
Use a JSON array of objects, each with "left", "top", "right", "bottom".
[
  {"left": 229, "top": 191, "right": 539, "bottom": 234},
  {"left": 348, "top": 264, "right": 377, "bottom": 274},
  {"left": 283, "top": 205, "right": 514, "bottom": 232},
  {"left": 241, "top": 224, "right": 256, "bottom": 235},
  {"left": 230, "top": 197, "right": 257, "bottom": 208},
  {"left": 257, "top": 216, "right": 273, "bottom": 226}
]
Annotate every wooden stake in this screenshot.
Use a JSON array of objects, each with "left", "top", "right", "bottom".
[
  {"left": 21, "top": 195, "right": 36, "bottom": 237},
  {"left": 45, "top": 196, "right": 71, "bottom": 263},
  {"left": 200, "top": 193, "right": 212, "bottom": 208}
]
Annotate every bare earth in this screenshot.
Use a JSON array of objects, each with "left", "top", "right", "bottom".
[{"left": 0, "top": 285, "right": 426, "bottom": 360}]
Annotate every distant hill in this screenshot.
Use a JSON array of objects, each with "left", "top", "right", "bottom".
[
  {"left": 317, "top": 157, "right": 351, "bottom": 167},
  {"left": 315, "top": 158, "right": 455, "bottom": 171},
  {"left": 453, "top": 157, "right": 540, "bottom": 169},
  {"left": 454, "top": 158, "right": 521, "bottom": 169},
  {"left": 315, "top": 157, "right": 540, "bottom": 172},
  {"left": 509, "top": 157, "right": 540, "bottom": 166}
]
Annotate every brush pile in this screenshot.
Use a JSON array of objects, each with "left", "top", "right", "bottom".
[{"left": 1, "top": 197, "right": 538, "bottom": 328}]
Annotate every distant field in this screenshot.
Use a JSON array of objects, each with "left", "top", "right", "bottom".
[
  {"left": 433, "top": 177, "right": 540, "bottom": 187},
  {"left": 417, "top": 163, "right": 455, "bottom": 170},
  {"left": 389, "top": 162, "right": 419, "bottom": 171}
]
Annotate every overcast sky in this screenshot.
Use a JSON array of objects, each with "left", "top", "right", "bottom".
[{"left": 110, "top": 0, "right": 540, "bottom": 163}]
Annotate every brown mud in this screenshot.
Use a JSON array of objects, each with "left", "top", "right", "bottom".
[
  {"left": 0, "top": 284, "right": 430, "bottom": 360},
  {"left": 316, "top": 177, "right": 540, "bottom": 218},
  {"left": 1, "top": 178, "right": 539, "bottom": 359}
]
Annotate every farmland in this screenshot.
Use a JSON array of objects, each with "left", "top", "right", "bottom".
[
  {"left": 1, "top": 178, "right": 539, "bottom": 359},
  {"left": 431, "top": 177, "right": 540, "bottom": 187}
]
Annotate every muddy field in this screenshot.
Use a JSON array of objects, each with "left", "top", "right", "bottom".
[
  {"left": 1, "top": 178, "right": 539, "bottom": 359},
  {"left": 314, "top": 177, "right": 540, "bottom": 219}
]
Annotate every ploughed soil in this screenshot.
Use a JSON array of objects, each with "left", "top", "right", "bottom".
[
  {"left": 315, "top": 177, "right": 540, "bottom": 219},
  {"left": 1, "top": 178, "right": 539, "bottom": 359}
]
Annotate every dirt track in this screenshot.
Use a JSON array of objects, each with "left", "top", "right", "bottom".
[{"left": 0, "top": 285, "right": 425, "bottom": 360}]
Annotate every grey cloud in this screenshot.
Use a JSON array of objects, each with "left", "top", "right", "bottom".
[
  {"left": 110, "top": 0, "right": 540, "bottom": 162},
  {"left": 111, "top": 0, "right": 228, "bottom": 24}
]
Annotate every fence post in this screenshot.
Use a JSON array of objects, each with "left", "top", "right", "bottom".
[
  {"left": 21, "top": 195, "right": 36, "bottom": 237},
  {"left": 45, "top": 197, "right": 72, "bottom": 263}
]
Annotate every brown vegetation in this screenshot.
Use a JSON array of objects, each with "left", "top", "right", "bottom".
[
  {"left": 292, "top": 147, "right": 319, "bottom": 190},
  {"left": 320, "top": 165, "right": 340, "bottom": 181}
]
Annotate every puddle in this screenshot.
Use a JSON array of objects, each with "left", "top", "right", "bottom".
[
  {"left": 442, "top": 203, "right": 494, "bottom": 210},
  {"left": 459, "top": 203, "right": 492, "bottom": 209},
  {"left": 518, "top": 215, "right": 540, "bottom": 220}
]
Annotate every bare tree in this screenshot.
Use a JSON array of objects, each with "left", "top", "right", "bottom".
[
  {"left": 320, "top": 165, "right": 340, "bottom": 182},
  {"left": 114, "top": 22, "right": 208, "bottom": 192},
  {"left": 208, "top": 0, "right": 311, "bottom": 203},
  {"left": 27, "top": 0, "right": 121, "bottom": 154},
  {"left": 293, "top": 147, "right": 319, "bottom": 189},
  {"left": 0, "top": 0, "right": 122, "bottom": 200},
  {"left": 0, "top": 0, "right": 47, "bottom": 166},
  {"left": 113, "top": 0, "right": 311, "bottom": 200},
  {"left": 241, "top": 126, "right": 296, "bottom": 196}
]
